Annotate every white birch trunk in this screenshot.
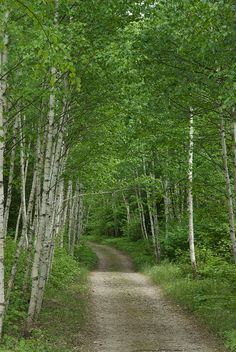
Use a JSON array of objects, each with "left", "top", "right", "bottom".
[
  {"left": 163, "top": 179, "right": 170, "bottom": 239},
  {"left": 221, "top": 115, "right": 236, "bottom": 264},
  {"left": 7, "top": 169, "right": 36, "bottom": 299},
  {"left": 232, "top": 107, "right": 236, "bottom": 194},
  {"left": 0, "top": 82, "right": 4, "bottom": 333},
  {"left": 36, "top": 116, "right": 67, "bottom": 314},
  {"left": 18, "top": 116, "right": 28, "bottom": 247},
  {"left": 146, "top": 188, "right": 159, "bottom": 262},
  {"left": 188, "top": 112, "right": 197, "bottom": 277},
  {"left": 136, "top": 189, "right": 145, "bottom": 239},
  {"left": 3, "top": 120, "right": 17, "bottom": 236},
  {"left": 0, "top": 10, "right": 9, "bottom": 336},
  {"left": 76, "top": 190, "right": 84, "bottom": 244},
  {"left": 14, "top": 205, "right": 22, "bottom": 241},
  {"left": 136, "top": 185, "right": 148, "bottom": 240},
  {"left": 27, "top": 79, "right": 56, "bottom": 327},
  {"left": 69, "top": 186, "right": 78, "bottom": 256},
  {"left": 5, "top": 141, "right": 38, "bottom": 312},
  {"left": 35, "top": 53, "right": 69, "bottom": 318},
  {"left": 23, "top": 136, "right": 42, "bottom": 293},
  {"left": 60, "top": 182, "right": 71, "bottom": 248},
  {"left": 112, "top": 192, "right": 119, "bottom": 237},
  {"left": 122, "top": 193, "right": 131, "bottom": 226},
  {"left": 67, "top": 181, "right": 73, "bottom": 250},
  {"left": 143, "top": 159, "right": 160, "bottom": 263}
]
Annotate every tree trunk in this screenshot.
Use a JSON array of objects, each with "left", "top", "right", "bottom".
[
  {"left": 76, "top": 190, "right": 84, "bottom": 244},
  {"left": 27, "top": 70, "right": 56, "bottom": 327},
  {"left": 123, "top": 193, "right": 131, "bottom": 226},
  {"left": 61, "top": 182, "right": 71, "bottom": 248},
  {"left": 6, "top": 168, "right": 37, "bottom": 311},
  {"left": 3, "top": 120, "right": 17, "bottom": 236},
  {"left": 143, "top": 158, "right": 161, "bottom": 263},
  {"left": 18, "top": 116, "right": 28, "bottom": 247},
  {"left": 0, "top": 10, "right": 9, "bottom": 336},
  {"left": 69, "top": 185, "right": 79, "bottom": 256},
  {"left": 232, "top": 107, "right": 236, "bottom": 193},
  {"left": 112, "top": 192, "right": 119, "bottom": 237},
  {"left": 163, "top": 179, "right": 170, "bottom": 239},
  {"left": 136, "top": 184, "right": 148, "bottom": 241},
  {"left": 188, "top": 111, "right": 197, "bottom": 277},
  {"left": 221, "top": 115, "right": 236, "bottom": 264}
]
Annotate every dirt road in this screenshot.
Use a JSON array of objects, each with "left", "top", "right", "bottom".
[{"left": 85, "top": 243, "right": 225, "bottom": 352}]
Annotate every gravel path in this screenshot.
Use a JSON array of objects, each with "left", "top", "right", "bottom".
[{"left": 83, "top": 243, "right": 225, "bottom": 352}]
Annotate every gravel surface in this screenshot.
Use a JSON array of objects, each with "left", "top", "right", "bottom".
[{"left": 81, "top": 243, "right": 226, "bottom": 352}]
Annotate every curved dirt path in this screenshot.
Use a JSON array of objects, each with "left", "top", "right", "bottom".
[{"left": 85, "top": 243, "right": 225, "bottom": 352}]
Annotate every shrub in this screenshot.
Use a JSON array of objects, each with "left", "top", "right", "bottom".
[{"left": 74, "top": 240, "right": 97, "bottom": 270}]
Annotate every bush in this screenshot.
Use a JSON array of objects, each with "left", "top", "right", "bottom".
[
  {"left": 121, "top": 214, "right": 142, "bottom": 241},
  {"left": 74, "top": 240, "right": 97, "bottom": 270},
  {"left": 1, "top": 241, "right": 93, "bottom": 352},
  {"left": 48, "top": 248, "right": 80, "bottom": 290}
]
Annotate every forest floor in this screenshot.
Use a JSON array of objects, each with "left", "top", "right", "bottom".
[{"left": 81, "top": 243, "right": 227, "bottom": 352}]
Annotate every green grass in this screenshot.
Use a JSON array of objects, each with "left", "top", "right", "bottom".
[
  {"left": 0, "top": 242, "right": 96, "bottom": 352},
  {"left": 146, "top": 264, "right": 236, "bottom": 350},
  {"left": 87, "top": 235, "right": 236, "bottom": 351},
  {"left": 74, "top": 240, "right": 97, "bottom": 270},
  {"left": 37, "top": 267, "right": 89, "bottom": 352}
]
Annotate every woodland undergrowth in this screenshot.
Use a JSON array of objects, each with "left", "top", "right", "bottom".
[{"left": 0, "top": 240, "right": 95, "bottom": 352}]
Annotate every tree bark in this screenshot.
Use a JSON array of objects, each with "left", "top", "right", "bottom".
[
  {"left": 221, "top": 115, "right": 236, "bottom": 264},
  {"left": 18, "top": 116, "right": 28, "bottom": 247},
  {"left": 136, "top": 183, "right": 148, "bottom": 241},
  {"left": 163, "top": 179, "right": 170, "bottom": 239},
  {"left": 143, "top": 158, "right": 161, "bottom": 263},
  {"left": 0, "top": 10, "right": 9, "bottom": 336},
  {"left": 188, "top": 111, "right": 197, "bottom": 277},
  {"left": 112, "top": 192, "right": 119, "bottom": 237},
  {"left": 3, "top": 120, "right": 17, "bottom": 236},
  {"left": 232, "top": 107, "right": 236, "bottom": 193},
  {"left": 123, "top": 193, "right": 131, "bottom": 226},
  {"left": 27, "top": 70, "right": 56, "bottom": 327}
]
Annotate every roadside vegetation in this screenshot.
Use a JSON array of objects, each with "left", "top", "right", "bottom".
[
  {"left": 0, "top": 1, "right": 235, "bottom": 351},
  {"left": 0, "top": 240, "right": 95, "bottom": 352}
]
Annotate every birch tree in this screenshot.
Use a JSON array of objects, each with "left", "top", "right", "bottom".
[
  {"left": 0, "top": 8, "right": 9, "bottom": 336},
  {"left": 188, "top": 111, "right": 197, "bottom": 277},
  {"left": 220, "top": 115, "right": 236, "bottom": 264}
]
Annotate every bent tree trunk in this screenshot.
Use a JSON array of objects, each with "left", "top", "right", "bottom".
[
  {"left": 188, "top": 111, "right": 197, "bottom": 277},
  {"left": 221, "top": 115, "right": 236, "bottom": 264}
]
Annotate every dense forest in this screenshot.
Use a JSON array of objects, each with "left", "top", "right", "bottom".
[{"left": 0, "top": 1, "right": 235, "bottom": 351}]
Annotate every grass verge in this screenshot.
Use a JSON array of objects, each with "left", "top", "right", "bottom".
[{"left": 0, "top": 241, "right": 96, "bottom": 352}]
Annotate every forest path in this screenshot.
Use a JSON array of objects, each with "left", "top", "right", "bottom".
[{"left": 84, "top": 243, "right": 225, "bottom": 352}]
